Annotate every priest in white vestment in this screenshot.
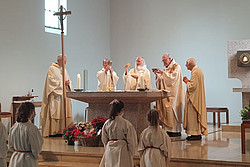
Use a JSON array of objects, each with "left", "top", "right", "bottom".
[
  {"left": 40, "top": 55, "right": 73, "bottom": 137},
  {"left": 97, "top": 59, "right": 119, "bottom": 91},
  {"left": 123, "top": 57, "right": 151, "bottom": 90},
  {"left": 183, "top": 57, "right": 207, "bottom": 140},
  {"left": 153, "top": 53, "right": 185, "bottom": 137},
  {"left": 0, "top": 122, "right": 7, "bottom": 167}
]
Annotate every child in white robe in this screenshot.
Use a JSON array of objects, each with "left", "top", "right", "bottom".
[
  {"left": 0, "top": 122, "right": 7, "bottom": 167},
  {"left": 138, "top": 109, "right": 172, "bottom": 167},
  {"left": 99, "top": 99, "right": 137, "bottom": 167},
  {"left": 9, "top": 102, "right": 44, "bottom": 167}
]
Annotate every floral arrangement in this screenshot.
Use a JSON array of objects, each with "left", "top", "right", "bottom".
[
  {"left": 62, "top": 124, "right": 81, "bottom": 142},
  {"left": 91, "top": 116, "right": 107, "bottom": 131},
  {"left": 77, "top": 121, "right": 96, "bottom": 138},
  {"left": 62, "top": 116, "right": 107, "bottom": 142},
  {"left": 241, "top": 104, "right": 250, "bottom": 120}
]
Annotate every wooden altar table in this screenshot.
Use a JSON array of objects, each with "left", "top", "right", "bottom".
[{"left": 67, "top": 90, "right": 170, "bottom": 136}]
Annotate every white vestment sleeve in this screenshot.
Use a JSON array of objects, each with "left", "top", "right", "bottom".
[
  {"left": 126, "top": 123, "right": 137, "bottom": 156},
  {"left": 29, "top": 125, "right": 44, "bottom": 159},
  {"left": 101, "top": 122, "right": 109, "bottom": 147},
  {"left": 137, "top": 131, "right": 145, "bottom": 157},
  {"left": 111, "top": 71, "right": 119, "bottom": 88},
  {"left": 123, "top": 72, "right": 131, "bottom": 90}
]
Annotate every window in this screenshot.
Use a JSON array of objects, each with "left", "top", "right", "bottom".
[{"left": 45, "top": 0, "right": 67, "bottom": 35}]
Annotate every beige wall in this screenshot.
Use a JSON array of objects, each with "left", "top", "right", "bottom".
[{"left": 110, "top": 0, "right": 249, "bottom": 123}]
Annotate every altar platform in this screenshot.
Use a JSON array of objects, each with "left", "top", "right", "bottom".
[{"left": 38, "top": 124, "right": 250, "bottom": 167}]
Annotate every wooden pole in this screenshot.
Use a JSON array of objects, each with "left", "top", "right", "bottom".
[
  {"left": 54, "top": 5, "right": 71, "bottom": 128},
  {"left": 60, "top": 12, "right": 67, "bottom": 128}
]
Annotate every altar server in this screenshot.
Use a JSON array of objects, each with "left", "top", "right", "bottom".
[
  {"left": 138, "top": 109, "right": 172, "bottom": 167},
  {"left": 99, "top": 99, "right": 137, "bottom": 167},
  {"left": 9, "top": 102, "right": 44, "bottom": 167}
]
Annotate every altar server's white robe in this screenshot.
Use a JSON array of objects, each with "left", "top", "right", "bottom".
[
  {"left": 0, "top": 122, "right": 7, "bottom": 167},
  {"left": 9, "top": 121, "right": 44, "bottom": 167},
  {"left": 184, "top": 66, "right": 207, "bottom": 136},
  {"left": 156, "top": 60, "right": 185, "bottom": 132},
  {"left": 99, "top": 116, "right": 137, "bottom": 167},
  {"left": 97, "top": 68, "right": 119, "bottom": 91},
  {"left": 123, "top": 68, "right": 151, "bottom": 90},
  {"left": 40, "top": 62, "right": 73, "bottom": 137},
  {"left": 138, "top": 126, "right": 171, "bottom": 167}
]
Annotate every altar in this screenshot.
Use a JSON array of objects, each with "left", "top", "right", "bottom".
[{"left": 67, "top": 90, "right": 170, "bottom": 136}]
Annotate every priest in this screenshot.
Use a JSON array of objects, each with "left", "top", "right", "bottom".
[
  {"left": 183, "top": 57, "right": 207, "bottom": 140},
  {"left": 123, "top": 57, "right": 151, "bottom": 90},
  {"left": 40, "top": 54, "right": 73, "bottom": 137},
  {"left": 153, "top": 53, "right": 185, "bottom": 137},
  {"left": 97, "top": 59, "right": 119, "bottom": 91}
]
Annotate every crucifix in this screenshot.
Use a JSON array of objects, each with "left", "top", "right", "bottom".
[{"left": 54, "top": 5, "right": 71, "bottom": 128}]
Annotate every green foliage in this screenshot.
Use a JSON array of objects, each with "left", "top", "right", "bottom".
[{"left": 241, "top": 104, "right": 250, "bottom": 120}]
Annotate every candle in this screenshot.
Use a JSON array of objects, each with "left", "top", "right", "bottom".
[
  {"left": 138, "top": 72, "right": 145, "bottom": 89},
  {"left": 77, "top": 74, "right": 81, "bottom": 89}
]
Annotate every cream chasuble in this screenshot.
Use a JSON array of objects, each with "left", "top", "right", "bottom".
[
  {"left": 97, "top": 68, "right": 119, "bottom": 91},
  {"left": 156, "top": 60, "right": 185, "bottom": 132},
  {"left": 40, "top": 63, "right": 73, "bottom": 137},
  {"left": 183, "top": 66, "right": 207, "bottom": 135},
  {"left": 123, "top": 68, "right": 151, "bottom": 90}
]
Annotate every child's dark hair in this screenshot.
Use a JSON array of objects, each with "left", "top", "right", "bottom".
[
  {"left": 147, "top": 109, "right": 159, "bottom": 126},
  {"left": 16, "top": 102, "right": 34, "bottom": 123},
  {"left": 109, "top": 99, "right": 124, "bottom": 120}
]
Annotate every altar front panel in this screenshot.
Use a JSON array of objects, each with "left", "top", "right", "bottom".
[{"left": 88, "top": 103, "right": 150, "bottom": 136}]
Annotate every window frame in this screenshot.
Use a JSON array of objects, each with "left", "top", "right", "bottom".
[{"left": 44, "top": 0, "right": 68, "bottom": 35}]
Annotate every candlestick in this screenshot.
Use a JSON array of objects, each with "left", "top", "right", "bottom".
[{"left": 77, "top": 74, "right": 81, "bottom": 89}]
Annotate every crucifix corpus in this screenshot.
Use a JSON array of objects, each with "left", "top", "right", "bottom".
[{"left": 54, "top": 5, "right": 71, "bottom": 128}]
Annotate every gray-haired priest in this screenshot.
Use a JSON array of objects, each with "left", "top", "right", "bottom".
[
  {"left": 40, "top": 54, "right": 73, "bottom": 137},
  {"left": 153, "top": 53, "right": 185, "bottom": 137},
  {"left": 183, "top": 57, "right": 207, "bottom": 141}
]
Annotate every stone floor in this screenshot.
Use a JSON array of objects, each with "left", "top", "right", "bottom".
[{"left": 38, "top": 124, "right": 250, "bottom": 167}]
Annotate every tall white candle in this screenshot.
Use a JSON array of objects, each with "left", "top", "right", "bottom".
[
  {"left": 139, "top": 72, "right": 145, "bottom": 89},
  {"left": 77, "top": 74, "right": 81, "bottom": 89}
]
